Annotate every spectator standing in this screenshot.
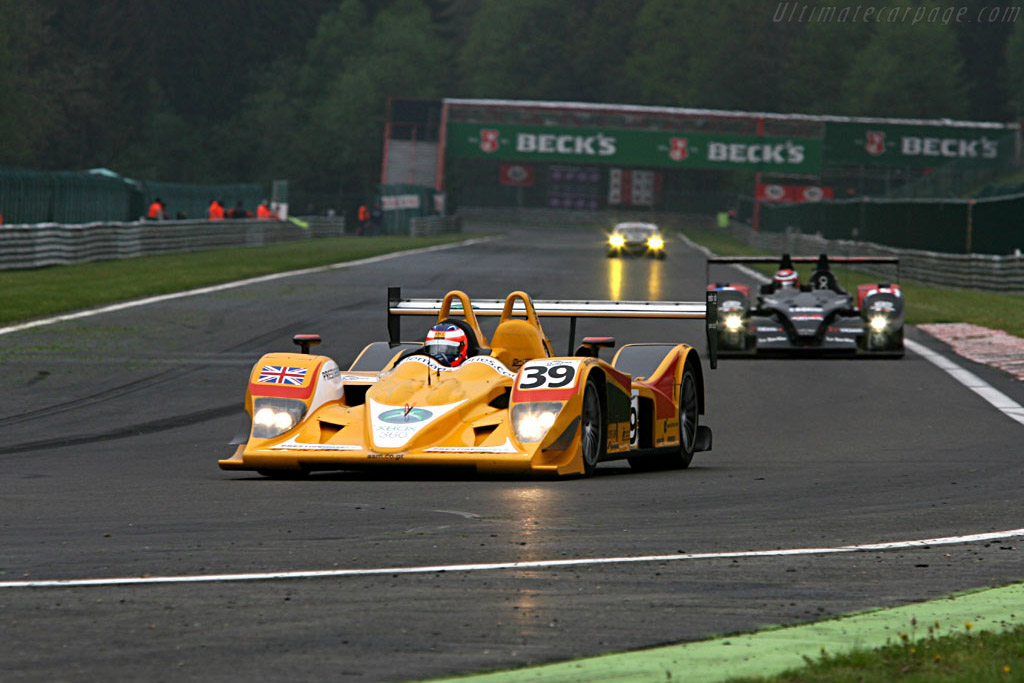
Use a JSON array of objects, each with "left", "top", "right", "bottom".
[
  {"left": 257, "top": 199, "right": 274, "bottom": 220},
  {"left": 357, "top": 204, "right": 370, "bottom": 235},
  {"left": 208, "top": 199, "right": 225, "bottom": 221},
  {"left": 147, "top": 198, "right": 166, "bottom": 220}
]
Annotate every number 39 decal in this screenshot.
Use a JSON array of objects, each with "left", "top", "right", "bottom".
[{"left": 516, "top": 360, "right": 581, "bottom": 390}]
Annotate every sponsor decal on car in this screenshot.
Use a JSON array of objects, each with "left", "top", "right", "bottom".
[
  {"left": 367, "top": 452, "right": 405, "bottom": 460},
  {"left": 337, "top": 374, "right": 379, "bottom": 383},
  {"left": 369, "top": 399, "right": 465, "bottom": 448},
  {"left": 462, "top": 356, "right": 518, "bottom": 378},
  {"left": 268, "top": 436, "right": 361, "bottom": 451},
  {"left": 425, "top": 440, "right": 519, "bottom": 454}
]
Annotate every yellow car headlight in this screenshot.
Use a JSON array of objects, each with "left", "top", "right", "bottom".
[
  {"left": 251, "top": 397, "right": 307, "bottom": 439},
  {"left": 647, "top": 236, "right": 664, "bottom": 250},
  {"left": 609, "top": 234, "right": 625, "bottom": 248},
  {"left": 512, "top": 402, "right": 562, "bottom": 443}
]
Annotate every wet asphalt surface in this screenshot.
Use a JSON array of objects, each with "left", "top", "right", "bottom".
[{"left": 2, "top": 223, "right": 1022, "bottom": 682}]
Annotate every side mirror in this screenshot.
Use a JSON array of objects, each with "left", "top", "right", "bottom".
[{"left": 293, "top": 334, "right": 322, "bottom": 354}]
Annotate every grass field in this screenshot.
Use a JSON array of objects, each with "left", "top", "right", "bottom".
[
  {"left": 727, "top": 623, "right": 1024, "bottom": 682},
  {"left": 0, "top": 234, "right": 468, "bottom": 326}
]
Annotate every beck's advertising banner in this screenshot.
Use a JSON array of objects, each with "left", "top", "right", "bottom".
[
  {"left": 824, "top": 122, "right": 1014, "bottom": 167},
  {"left": 447, "top": 122, "right": 823, "bottom": 173}
]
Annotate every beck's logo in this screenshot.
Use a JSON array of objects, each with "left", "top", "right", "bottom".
[
  {"left": 480, "top": 129, "right": 499, "bottom": 153},
  {"left": 865, "top": 131, "right": 886, "bottom": 156},
  {"left": 669, "top": 137, "right": 689, "bottom": 161}
]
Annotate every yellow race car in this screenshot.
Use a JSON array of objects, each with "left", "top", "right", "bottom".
[{"left": 220, "top": 289, "right": 714, "bottom": 478}]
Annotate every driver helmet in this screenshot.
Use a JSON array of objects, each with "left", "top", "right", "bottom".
[
  {"left": 773, "top": 268, "right": 799, "bottom": 289},
  {"left": 424, "top": 322, "right": 469, "bottom": 367}
]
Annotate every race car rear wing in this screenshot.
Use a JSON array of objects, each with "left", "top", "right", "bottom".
[
  {"left": 387, "top": 287, "right": 720, "bottom": 367},
  {"left": 706, "top": 254, "right": 900, "bottom": 282}
]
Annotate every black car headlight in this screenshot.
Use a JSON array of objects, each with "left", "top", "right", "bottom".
[
  {"left": 512, "top": 402, "right": 562, "bottom": 443},
  {"left": 723, "top": 313, "right": 744, "bottom": 331},
  {"left": 251, "top": 397, "right": 307, "bottom": 439},
  {"left": 869, "top": 315, "right": 889, "bottom": 332}
]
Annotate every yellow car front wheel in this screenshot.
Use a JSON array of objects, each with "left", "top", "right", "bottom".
[{"left": 580, "top": 377, "right": 605, "bottom": 476}]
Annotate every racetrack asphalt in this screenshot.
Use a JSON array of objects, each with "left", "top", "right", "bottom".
[{"left": 2, "top": 221, "right": 1022, "bottom": 682}]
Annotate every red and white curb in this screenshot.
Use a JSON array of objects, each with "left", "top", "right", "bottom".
[{"left": 918, "top": 323, "right": 1024, "bottom": 382}]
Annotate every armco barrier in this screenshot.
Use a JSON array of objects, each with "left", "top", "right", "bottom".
[
  {"left": 725, "top": 223, "right": 1024, "bottom": 293},
  {"left": 409, "top": 215, "right": 462, "bottom": 237},
  {"left": 0, "top": 217, "right": 344, "bottom": 271}
]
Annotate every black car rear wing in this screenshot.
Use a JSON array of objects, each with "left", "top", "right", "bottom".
[
  {"left": 706, "top": 254, "right": 900, "bottom": 283},
  {"left": 387, "top": 287, "right": 720, "bottom": 368}
]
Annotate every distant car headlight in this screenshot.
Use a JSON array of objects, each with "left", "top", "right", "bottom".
[
  {"left": 647, "top": 236, "right": 664, "bottom": 250},
  {"left": 869, "top": 315, "right": 889, "bottom": 332},
  {"left": 609, "top": 234, "right": 625, "bottom": 248},
  {"left": 251, "top": 397, "right": 307, "bottom": 439},
  {"left": 512, "top": 402, "right": 562, "bottom": 443},
  {"left": 724, "top": 314, "right": 743, "bottom": 331}
]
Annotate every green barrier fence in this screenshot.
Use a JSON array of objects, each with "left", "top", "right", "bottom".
[
  {"left": 752, "top": 193, "right": 1024, "bottom": 255},
  {"left": 0, "top": 166, "right": 139, "bottom": 224},
  {"left": 0, "top": 165, "right": 264, "bottom": 225}
]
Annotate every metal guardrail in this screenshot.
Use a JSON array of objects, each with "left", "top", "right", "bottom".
[
  {"left": 0, "top": 217, "right": 345, "bottom": 270},
  {"left": 727, "top": 223, "right": 1024, "bottom": 293},
  {"left": 409, "top": 215, "right": 462, "bottom": 237}
]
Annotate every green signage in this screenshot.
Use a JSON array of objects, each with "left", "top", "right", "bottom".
[
  {"left": 447, "top": 122, "right": 823, "bottom": 173},
  {"left": 825, "top": 122, "right": 1014, "bottom": 167}
]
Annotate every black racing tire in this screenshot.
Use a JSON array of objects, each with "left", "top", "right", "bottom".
[
  {"left": 629, "top": 364, "right": 697, "bottom": 471},
  {"left": 674, "top": 365, "right": 699, "bottom": 468},
  {"left": 579, "top": 377, "right": 605, "bottom": 477}
]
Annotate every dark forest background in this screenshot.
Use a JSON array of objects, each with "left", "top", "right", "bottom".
[{"left": 2, "top": 0, "right": 1023, "bottom": 198}]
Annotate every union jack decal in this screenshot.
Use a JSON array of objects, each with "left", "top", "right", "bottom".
[{"left": 258, "top": 365, "right": 308, "bottom": 385}]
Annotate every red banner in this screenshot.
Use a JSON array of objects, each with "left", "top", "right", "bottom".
[
  {"left": 499, "top": 164, "right": 535, "bottom": 187},
  {"left": 756, "top": 183, "right": 834, "bottom": 203}
]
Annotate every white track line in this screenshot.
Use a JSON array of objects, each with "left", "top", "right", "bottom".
[
  {"left": 0, "top": 238, "right": 494, "bottom": 338},
  {"left": 3, "top": 528, "right": 1022, "bottom": 589},
  {"left": 905, "top": 339, "right": 1024, "bottom": 426},
  {"left": 684, "top": 234, "right": 1024, "bottom": 427}
]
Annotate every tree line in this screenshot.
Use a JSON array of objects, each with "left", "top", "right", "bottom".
[{"left": 1, "top": 0, "right": 1022, "bottom": 201}]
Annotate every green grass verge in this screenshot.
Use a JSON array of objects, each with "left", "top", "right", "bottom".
[
  {"left": 686, "top": 228, "right": 1024, "bottom": 338},
  {"left": 0, "top": 235, "right": 468, "bottom": 326},
  {"left": 729, "top": 623, "right": 1024, "bottom": 682}
]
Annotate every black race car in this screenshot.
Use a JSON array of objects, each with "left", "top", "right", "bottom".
[{"left": 706, "top": 253, "right": 904, "bottom": 358}]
